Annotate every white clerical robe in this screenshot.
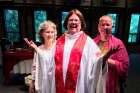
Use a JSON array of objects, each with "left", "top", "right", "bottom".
[
  {"left": 32, "top": 45, "right": 55, "bottom": 93},
  {"left": 36, "top": 31, "right": 103, "bottom": 93}
]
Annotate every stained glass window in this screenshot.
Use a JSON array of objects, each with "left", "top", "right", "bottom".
[
  {"left": 128, "top": 14, "right": 140, "bottom": 43},
  {"left": 4, "top": 9, "right": 20, "bottom": 44},
  {"left": 61, "top": 12, "right": 68, "bottom": 33},
  {"left": 107, "top": 13, "right": 119, "bottom": 34},
  {"left": 34, "top": 10, "right": 47, "bottom": 42}
]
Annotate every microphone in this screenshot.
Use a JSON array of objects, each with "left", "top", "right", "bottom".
[{"left": 105, "top": 28, "right": 110, "bottom": 34}]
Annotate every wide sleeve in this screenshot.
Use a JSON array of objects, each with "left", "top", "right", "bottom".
[
  {"left": 110, "top": 41, "right": 129, "bottom": 78},
  {"left": 85, "top": 37, "right": 103, "bottom": 93},
  {"left": 31, "top": 47, "right": 43, "bottom": 91},
  {"left": 31, "top": 51, "right": 38, "bottom": 80},
  {"left": 31, "top": 47, "right": 43, "bottom": 80},
  {"left": 87, "top": 56, "right": 103, "bottom": 93}
]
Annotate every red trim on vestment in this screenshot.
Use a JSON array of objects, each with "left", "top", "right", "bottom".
[{"left": 55, "top": 33, "right": 87, "bottom": 93}]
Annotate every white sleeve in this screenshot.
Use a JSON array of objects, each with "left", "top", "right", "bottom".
[
  {"left": 31, "top": 47, "right": 43, "bottom": 91},
  {"left": 85, "top": 37, "right": 103, "bottom": 93},
  {"left": 31, "top": 47, "right": 42, "bottom": 80},
  {"left": 31, "top": 52, "right": 37, "bottom": 80}
]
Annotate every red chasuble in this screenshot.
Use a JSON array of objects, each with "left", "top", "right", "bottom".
[{"left": 55, "top": 33, "right": 87, "bottom": 93}]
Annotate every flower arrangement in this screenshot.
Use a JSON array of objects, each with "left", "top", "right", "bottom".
[{"left": 24, "top": 74, "right": 32, "bottom": 86}]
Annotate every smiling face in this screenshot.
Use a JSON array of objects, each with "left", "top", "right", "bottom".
[
  {"left": 39, "top": 21, "right": 57, "bottom": 43},
  {"left": 67, "top": 13, "right": 81, "bottom": 34},
  {"left": 42, "top": 26, "right": 56, "bottom": 41},
  {"left": 98, "top": 16, "right": 113, "bottom": 37}
]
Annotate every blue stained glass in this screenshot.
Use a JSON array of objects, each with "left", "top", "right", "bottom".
[
  {"left": 4, "top": 9, "right": 20, "bottom": 42},
  {"left": 129, "top": 14, "right": 139, "bottom": 33},
  {"left": 61, "top": 12, "right": 68, "bottom": 33},
  {"left": 107, "top": 13, "right": 118, "bottom": 34},
  {"left": 128, "top": 14, "right": 139, "bottom": 43},
  {"left": 128, "top": 34, "right": 136, "bottom": 43},
  {"left": 128, "top": 34, "right": 131, "bottom": 43},
  {"left": 34, "top": 10, "right": 47, "bottom": 42},
  {"left": 132, "top": 35, "right": 137, "bottom": 42}
]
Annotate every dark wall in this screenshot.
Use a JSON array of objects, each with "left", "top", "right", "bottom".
[{"left": 0, "top": 0, "right": 140, "bottom": 53}]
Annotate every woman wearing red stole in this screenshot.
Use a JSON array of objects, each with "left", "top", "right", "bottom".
[
  {"left": 55, "top": 9, "right": 103, "bottom": 93},
  {"left": 94, "top": 15, "right": 129, "bottom": 93}
]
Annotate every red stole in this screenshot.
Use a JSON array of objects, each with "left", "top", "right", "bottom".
[{"left": 55, "top": 33, "right": 87, "bottom": 93}]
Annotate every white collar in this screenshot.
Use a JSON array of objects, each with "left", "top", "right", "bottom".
[{"left": 65, "top": 31, "right": 83, "bottom": 39}]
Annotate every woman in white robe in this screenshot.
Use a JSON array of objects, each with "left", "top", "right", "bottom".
[{"left": 24, "top": 20, "right": 57, "bottom": 93}]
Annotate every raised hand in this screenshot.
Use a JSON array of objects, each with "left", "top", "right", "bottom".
[{"left": 24, "top": 38, "right": 38, "bottom": 50}]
